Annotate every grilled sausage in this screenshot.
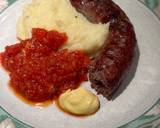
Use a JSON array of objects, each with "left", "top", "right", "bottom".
[{"left": 70, "top": 0, "right": 137, "bottom": 99}]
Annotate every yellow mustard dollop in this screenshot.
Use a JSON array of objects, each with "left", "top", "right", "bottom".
[{"left": 58, "top": 87, "right": 100, "bottom": 115}]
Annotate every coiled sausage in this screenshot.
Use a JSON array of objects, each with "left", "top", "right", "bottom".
[{"left": 70, "top": 0, "right": 137, "bottom": 99}]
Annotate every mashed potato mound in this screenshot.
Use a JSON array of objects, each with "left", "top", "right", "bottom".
[{"left": 17, "top": 0, "right": 109, "bottom": 54}]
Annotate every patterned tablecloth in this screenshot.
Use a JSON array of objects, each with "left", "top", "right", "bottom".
[{"left": 0, "top": 0, "right": 160, "bottom": 128}]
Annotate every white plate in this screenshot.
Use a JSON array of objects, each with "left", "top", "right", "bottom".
[{"left": 0, "top": 0, "right": 160, "bottom": 128}]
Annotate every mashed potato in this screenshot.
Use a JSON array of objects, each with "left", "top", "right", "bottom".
[{"left": 17, "top": 0, "right": 109, "bottom": 54}]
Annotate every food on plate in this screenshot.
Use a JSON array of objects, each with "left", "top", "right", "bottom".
[
  {"left": 17, "top": 0, "right": 108, "bottom": 54},
  {"left": 1, "top": 28, "right": 90, "bottom": 102},
  {"left": 58, "top": 87, "right": 100, "bottom": 116},
  {"left": 0, "top": 0, "right": 137, "bottom": 116},
  {"left": 70, "top": 0, "right": 137, "bottom": 99}
]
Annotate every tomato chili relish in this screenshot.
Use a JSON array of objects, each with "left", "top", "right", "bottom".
[{"left": 1, "top": 28, "right": 90, "bottom": 102}]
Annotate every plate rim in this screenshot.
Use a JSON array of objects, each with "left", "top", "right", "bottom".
[
  {"left": 120, "top": 0, "right": 160, "bottom": 127},
  {"left": 0, "top": 0, "right": 159, "bottom": 128}
]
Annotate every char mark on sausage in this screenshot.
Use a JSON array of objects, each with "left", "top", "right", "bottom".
[{"left": 70, "top": 0, "right": 137, "bottom": 99}]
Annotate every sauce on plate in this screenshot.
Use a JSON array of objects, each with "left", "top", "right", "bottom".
[
  {"left": 56, "top": 87, "right": 100, "bottom": 117},
  {"left": 1, "top": 28, "right": 90, "bottom": 103}
]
